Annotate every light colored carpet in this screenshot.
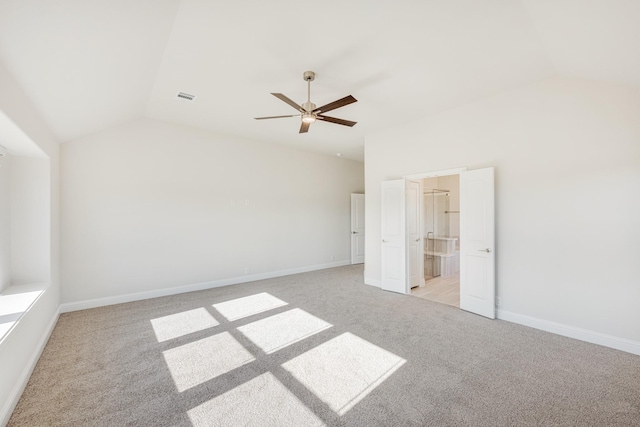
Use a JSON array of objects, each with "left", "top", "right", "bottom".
[{"left": 8, "top": 265, "right": 640, "bottom": 426}]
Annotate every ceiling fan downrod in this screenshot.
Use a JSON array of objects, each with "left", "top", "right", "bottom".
[{"left": 302, "top": 71, "right": 316, "bottom": 117}]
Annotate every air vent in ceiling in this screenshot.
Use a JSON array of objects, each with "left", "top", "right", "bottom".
[{"left": 177, "top": 92, "right": 196, "bottom": 101}]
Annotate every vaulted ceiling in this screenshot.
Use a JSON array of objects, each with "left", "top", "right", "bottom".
[{"left": 0, "top": 0, "right": 638, "bottom": 161}]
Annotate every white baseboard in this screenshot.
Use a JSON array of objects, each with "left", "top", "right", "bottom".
[
  {"left": 364, "top": 277, "right": 381, "bottom": 287},
  {"left": 60, "top": 260, "right": 351, "bottom": 313},
  {"left": 497, "top": 309, "right": 640, "bottom": 356},
  {"left": 0, "top": 306, "right": 60, "bottom": 427}
]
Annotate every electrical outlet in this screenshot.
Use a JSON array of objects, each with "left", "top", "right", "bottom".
[
  {"left": 496, "top": 296, "right": 501, "bottom": 307},
  {"left": 330, "top": 255, "right": 335, "bottom": 261},
  {"left": 244, "top": 267, "right": 249, "bottom": 274}
]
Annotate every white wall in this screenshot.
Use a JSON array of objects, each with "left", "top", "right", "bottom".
[
  {"left": 61, "top": 118, "right": 364, "bottom": 304},
  {"left": 0, "top": 154, "right": 10, "bottom": 292},
  {"left": 365, "top": 76, "right": 640, "bottom": 343},
  {"left": 10, "top": 157, "right": 50, "bottom": 286},
  {"left": 0, "top": 155, "right": 50, "bottom": 293},
  {"left": 0, "top": 64, "right": 60, "bottom": 425}
]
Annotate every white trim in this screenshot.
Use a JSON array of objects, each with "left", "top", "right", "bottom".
[
  {"left": 364, "top": 278, "right": 381, "bottom": 287},
  {"left": 497, "top": 309, "right": 640, "bottom": 356},
  {"left": 403, "top": 167, "right": 467, "bottom": 180},
  {"left": 0, "top": 306, "right": 60, "bottom": 427},
  {"left": 60, "top": 260, "right": 351, "bottom": 313}
]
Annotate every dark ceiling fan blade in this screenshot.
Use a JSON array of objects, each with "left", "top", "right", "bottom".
[
  {"left": 272, "top": 93, "right": 304, "bottom": 112},
  {"left": 254, "top": 114, "right": 300, "bottom": 120},
  {"left": 313, "top": 95, "right": 357, "bottom": 114},
  {"left": 299, "top": 121, "right": 310, "bottom": 133},
  {"left": 317, "top": 115, "right": 357, "bottom": 127}
]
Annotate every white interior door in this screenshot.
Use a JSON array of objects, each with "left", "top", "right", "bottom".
[
  {"left": 406, "top": 180, "right": 423, "bottom": 288},
  {"left": 381, "top": 180, "right": 406, "bottom": 293},
  {"left": 460, "top": 167, "right": 495, "bottom": 318},
  {"left": 351, "top": 193, "right": 365, "bottom": 264}
]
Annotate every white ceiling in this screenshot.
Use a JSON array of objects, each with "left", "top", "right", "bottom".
[{"left": 0, "top": 0, "right": 638, "bottom": 162}]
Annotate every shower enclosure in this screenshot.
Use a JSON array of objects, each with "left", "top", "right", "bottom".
[{"left": 423, "top": 189, "right": 450, "bottom": 279}]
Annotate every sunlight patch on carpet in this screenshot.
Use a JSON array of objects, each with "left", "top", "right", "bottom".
[
  {"left": 282, "top": 332, "right": 406, "bottom": 415},
  {"left": 212, "top": 292, "right": 287, "bottom": 321},
  {"left": 237, "top": 308, "right": 332, "bottom": 354},
  {"left": 150, "top": 308, "right": 219, "bottom": 342},
  {"left": 163, "top": 331, "right": 254, "bottom": 392},
  {"left": 187, "top": 372, "right": 325, "bottom": 427}
]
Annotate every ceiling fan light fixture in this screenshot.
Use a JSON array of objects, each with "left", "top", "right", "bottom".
[
  {"left": 255, "top": 71, "right": 357, "bottom": 133},
  {"left": 301, "top": 113, "right": 316, "bottom": 123}
]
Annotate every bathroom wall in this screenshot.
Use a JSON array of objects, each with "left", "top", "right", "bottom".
[
  {"left": 422, "top": 175, "right": 460, "bottom": 239},
  {"left": 438, "top": 175, "right": 460, "bottom": 238}
]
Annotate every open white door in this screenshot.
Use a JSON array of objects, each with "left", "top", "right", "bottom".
[
  {"left": 406, "top": 180, "right": 423, "bottom": 288},
  {"left": 381, "top": 180, "right": 406, "bottom": 293},
  {"left": 460, "top": 167, "right": 495, "bottom": 318},
  {"left": 350, "top": 193, "right": 365, "bottom": 264}
]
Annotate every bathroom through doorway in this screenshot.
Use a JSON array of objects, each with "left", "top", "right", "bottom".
[{"left": 411, "top": 174, "right": 461, "bottom": 308}]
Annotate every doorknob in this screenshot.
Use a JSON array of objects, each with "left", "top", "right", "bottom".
[
  {"left": 382, "top": 239, "right": 387, "bottom": 243},
  {"left": 415, "top": 238, "right": 420, "bottom": 242},
  {"left": 478, "top": 248, "right": 492, "bottom": 253},
  {"left": 352, "top": 231, "right": 357, "bottom": 234}
]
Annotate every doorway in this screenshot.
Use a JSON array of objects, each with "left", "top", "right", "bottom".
[
  {"left": 411, "top": 175, "right": 460, "bottom": 307},
  {"left": 380, "top": 167, "right": 496, "bottom": 319}
]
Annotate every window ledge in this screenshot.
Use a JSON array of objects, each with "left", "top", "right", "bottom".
[{"left": 0, "top": 283, "right": 48, "bottom": 344}]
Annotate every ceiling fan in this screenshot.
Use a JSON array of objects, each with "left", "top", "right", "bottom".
[{"left": 255, "top": 71, "right": 357, "bottom": 134}]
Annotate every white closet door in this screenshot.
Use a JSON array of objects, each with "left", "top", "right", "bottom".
[
  {"left": 381, "top": 180, "right": 406, "bottom": 294},
  {"left": 350, "top": 194, "right": 365, "bottom": 264},
  {"left": 460, "top": 167, "right": 495, "bottom": 319}
]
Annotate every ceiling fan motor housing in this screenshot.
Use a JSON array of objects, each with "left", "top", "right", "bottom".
[
  {"left": 303, "top": 71, "right": 315, "bottom": 81},
  {"left": 302, "top": 101, "right": 316, "bottom": 112}
]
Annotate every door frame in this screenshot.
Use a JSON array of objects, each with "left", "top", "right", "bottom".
[
  {"left": 406, "top": 179, "right": 424, "bottom": 290},
  {"left": 404, "top": 167, "right": 467, "bottom": 181}
]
